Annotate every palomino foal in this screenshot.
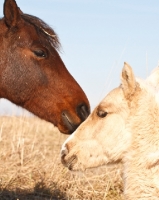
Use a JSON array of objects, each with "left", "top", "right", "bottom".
[{"left": 61, "top": 63, "right": 159, "bottom": 199}]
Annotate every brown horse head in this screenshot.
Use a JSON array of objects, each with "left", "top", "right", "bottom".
[{"left": 0, "top": 0, "right": 90, "bottom": 134}]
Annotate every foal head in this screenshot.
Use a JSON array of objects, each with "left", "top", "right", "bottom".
[
  {"left": 0, "top": 0, "right": 90, "bottom": 134},
  {"left": 61, "top": 63, "right": 158, "bottom": 170}
]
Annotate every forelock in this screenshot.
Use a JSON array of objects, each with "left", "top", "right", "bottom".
[{"left": 21, "top": 14, "right": 61, "bottom": 51}]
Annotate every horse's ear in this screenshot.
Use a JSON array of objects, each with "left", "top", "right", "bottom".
[
  {"left": 121, "top": 62, "right": 136, "bottom": 99},
  {"left": 3, "top": 0, "right": 21, "bottom": 28}
]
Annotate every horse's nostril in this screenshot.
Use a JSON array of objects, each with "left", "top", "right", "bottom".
[
  {"left": 61, "top": 104, "right": 90, "bottom": 134},
  {"left": 61, "top": 111, "right": 78, "bottom": 134},
  {"left": 77, "top": 103, "right": 90, "bottom": 121}
]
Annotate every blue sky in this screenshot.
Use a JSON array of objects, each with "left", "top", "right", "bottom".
[{"left": 1, "top": 0, "right": 159, "bottom": 114}]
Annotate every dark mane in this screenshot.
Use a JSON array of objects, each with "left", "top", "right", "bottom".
[{"left": 21, "top": 14, "right": 61, "bottom": 52}]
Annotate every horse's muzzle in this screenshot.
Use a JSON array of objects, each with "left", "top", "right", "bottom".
[
  {"left": 61, "top": 103, "right": 90, "bottom": 134},
  {"left": 76, "top": 103, "right": 90, "bottom": 121}
]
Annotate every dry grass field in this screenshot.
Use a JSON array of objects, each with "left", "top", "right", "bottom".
[{"left": 0, "top": 116, "right": 123, "bottom": 200}]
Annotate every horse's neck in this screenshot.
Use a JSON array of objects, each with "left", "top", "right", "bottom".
[{"left": 0, "top": 20, "right": 8, "bottom": 98}]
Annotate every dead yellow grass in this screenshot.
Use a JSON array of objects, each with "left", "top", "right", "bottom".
[{"left": 0, "top": 116, "right": 123, "bottom": 200}]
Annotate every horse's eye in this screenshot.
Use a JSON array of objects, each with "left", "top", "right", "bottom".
[
  {"left": 33, "top": 49, "right": 47, "bottom": 58},
  {"left": 97, "top": 110, "right": 107, "bottom": 118}
]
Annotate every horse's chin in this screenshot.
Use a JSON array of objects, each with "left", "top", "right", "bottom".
[
  {"left": 58, "top": 122, "right": 78, "bottom": 135},
  {"left": 58, "top": 125, "right": 72, "bottom": 135}
]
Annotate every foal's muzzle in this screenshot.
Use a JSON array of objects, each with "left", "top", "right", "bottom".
[
  {"left": 61, "top": 144, "right": 77, "bottom": 170},
  {"left": 61, "top": 103, "right": 90, "bottom": 134}
]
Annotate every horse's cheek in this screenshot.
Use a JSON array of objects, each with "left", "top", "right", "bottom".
[{"left": 1, "top": 58, "right": 46, "bottom": 102}]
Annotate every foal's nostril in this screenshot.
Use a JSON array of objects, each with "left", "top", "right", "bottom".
[
  {"left": 61, "top": 147, "right": 68, "bottom": 164},
  {"left": 61, "top": 150, "right": 66, "bottom": 160},
  {"left": 77, "top": 103, "right": 90, "bottom": 121}
]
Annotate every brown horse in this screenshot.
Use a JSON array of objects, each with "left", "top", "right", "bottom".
[{"left": 0, "top": 0, "right": 90, "bottom": 134}]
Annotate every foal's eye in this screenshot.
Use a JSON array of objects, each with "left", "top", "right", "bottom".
[
  {"left": 97, "top": 110, "right": 107, "bottom": 118},
  {"left": 33, "top": 49, "right": 47, "bottom": 58}
]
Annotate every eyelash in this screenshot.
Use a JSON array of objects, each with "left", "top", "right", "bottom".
[
  {"left": 97, "top": 110, "right": 108, "bottom": 118},
  {"left": 33, "top": 49, "right": 47, "bottom": 58}
]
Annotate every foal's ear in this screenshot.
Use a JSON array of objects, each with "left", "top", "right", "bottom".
[
  {"left": 121, "top": 62, "right": 136, "bottom": 99},
  {"left": 3, "top": 0, "right": 21, "bottom": 28},
  {"left": 146, "top": 67, "right": 159, "bottom": 87}
]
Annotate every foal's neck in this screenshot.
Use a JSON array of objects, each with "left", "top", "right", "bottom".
[{"left": 124, "top": 95, "right": 159, "bottom": 199}]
